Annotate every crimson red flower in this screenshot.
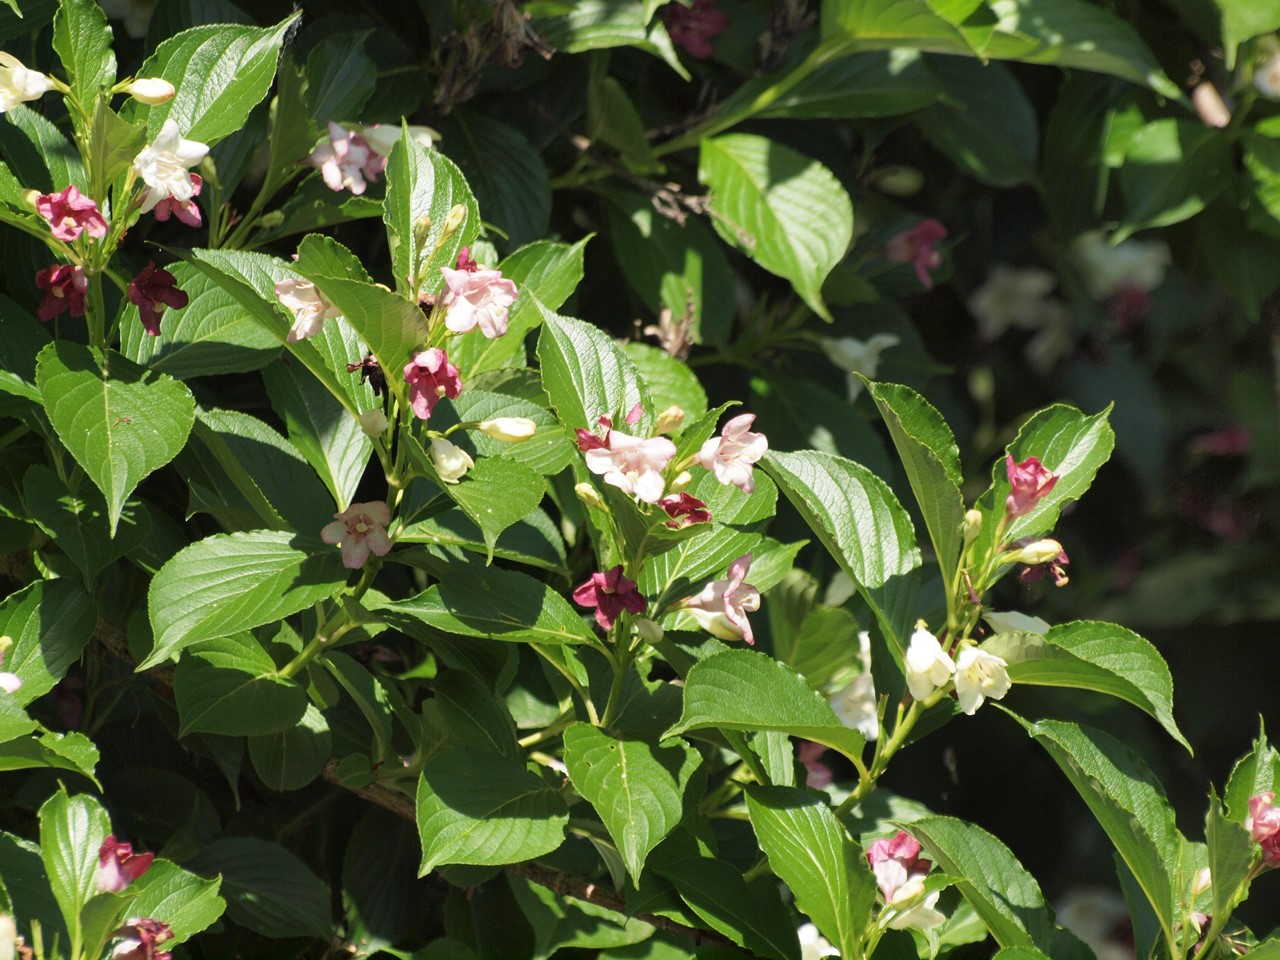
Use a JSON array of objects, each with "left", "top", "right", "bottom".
[
  {"left": 885, "top": 219, "right": 947, "bottom": 288},
  {"left": 660, "top": 492, "right": 711, "bottom": 528},
  {"left": 97, "top": 835, "right": 155, "bottom": 893},
  {"left": 575, "top": 414, "right": 613, "bottom": 452},
  {"left": 1005, "top": 454, "right": 1058, "bottom": 520},
  {"left": 663, "top": 0, "right": 727, "bottom": 59},
  {"left": 572, "top": 565, "right": 647, "bottom": 630},
  {"left": 127, "top": 262, "right": 188, "bottom": 336},
  {"left": 35, "top": 185, "right": 107, "bottom": 242},
  {"left": 403, "top": 348, "right": 461, "bottom": 420},
  {"left": 35, "top": 263, "right": 88, "bottom": 321}
]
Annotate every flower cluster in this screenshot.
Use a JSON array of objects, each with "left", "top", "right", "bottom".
[
  {"left": 1247, "top": 792, "right": 1280, "bottom": 868},
  {"left": 905, "top": 621, "right": 1011, "bottom": 715},
  {"left": 866, "top": 831, "right": 945, "bottom": 931}
]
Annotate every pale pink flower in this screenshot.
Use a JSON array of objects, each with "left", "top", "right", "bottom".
[
  {"left": 572, "top": 565, "right": 647, "bottom": 630},
  {"left": 1248, "top": 793, "right": 1280, "bottom": 867},
  {"left": 1005, "top": 454, "right": 1058, "bottom": 520},
  {"left": 403, "top": 348, "right": 462, "bottom": 421},
  {"left": 152, "top": 172, "right": 202, "bottom": 226},
  {"left": 321, "top": 501, "right": 392, "bottom": 569},
  {"left": 885, "top": 219, "right": 946, "bottom": 288},
  {"left": 134, "top": 119, "right": 208, "bottom": 214},
  {"left": 696, "top": 413, "right": 767, "bottom": 494},
  {"left": 97, "top": 836, "right": 155, "bottom": 893},
  {"left": 275, "top": 277, "right": 341, "bottom": 344},
  {"left": 584, "top": 429, "right": 676, "bottom": 503},
  {"left": 797, "top": 741, "right": 832, "bottom": 789},
  {"left": 680, "top": 553, "right": 760, "bottom": 645},
  {"left": 441, "top": 249, "right": 519, "bottom": 338},
  {"left": 308, "top": 122, "right": 384, "bottom": 195},
  {"left": 865, "top": 831, "right": 948, "bottom": 932},
  {"left": 36, "top": 185, "right": 108, "bottom": 242}
]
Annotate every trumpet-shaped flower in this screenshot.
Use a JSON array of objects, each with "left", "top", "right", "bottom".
[
  {"left": 134, "top": 119, "right": 208, "bottom": 214},
  {"left": 696, "top": 413, "right": 767, "bottom": 494},
  {"left": 0, "top": 52, "right": 51, "bottom": 112},
  {"left": 152, "top": 172, "right": 202, "bottom": 227},
  {"left": 97, "top": 836, "right": 155, "bottom": 893},
  {"left": 127, "top": 262, "right": 188, "bottom": 336},
  {"left": 680, "top": 553, "right": 760, "bottom": 645},
  {"left": 953, "top": 645, "right": 1011, "bottom": 715},
  {"left": 440, "top": 261, "right": 519, "bottom": 338},
  {"left": 573, "top": 565, "right": 647, "bottom": 630},
  {"left": 275, "top": 277, "right": 341, "bottom": 344},
  {"left": 321, "top": 501, "right": 392, "bottom": 569},
  {"left": 1005, "top": 454, "right": 1058, "bottom": 520},
  {"left": 429, "top": 437, "right": 474, "bottom": 483},
  {"left": 584, "top": 429, "right": 676, "bottom": 503},
  {"left": 35, "top": 264, "right": 88, "bottom": 321},
  {"left": 36, "top": 185, "right": 108, "bottom": 242},
  {"left": 885, "top": 219, "right": 946, "bottom": 288},
  {"left": 404, "top": 348, "right": 462, "bottom": 420},
  {"left": 904, "top": 621, "right": 954, "bottom": 701}
]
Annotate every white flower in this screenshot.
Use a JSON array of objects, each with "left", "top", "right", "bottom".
[
  {"left": 904, "top": 621, "right": 954, "bottom": 701},
  {"left": 797, "top": 922, "right": 838, "bottom": 960},
  {"left": 0, "top": 52, "right": 52, "bottom": 112},
  {"left": 885, "top": 877, "right": 946, "bottom": 931},
  {"left": 953, "top": 645, "right": 1011, "bottom": 715},
  {"left": 1072, "top": 230, "right": 1170, "bottom": 300},
  {"left": 429, "top": 437, "right": 475, "bottom": 483},
  {"left": 125, "top": 77, "right": 175, "bottom": 104},
  {"left": 819, "top": 334, "right": 899, "bottom": 401},
  {"left": 357, "top": 123, "right": 440, "bottom": 157},
  {"left": 133, "top": 119, "right": 208, "bottom": 213},
  {"left": 358, "top": 409, "right": 388, "bottom": 436},
  {"left": 982, "top": 610, "right": 1051, "bottom": 635},
  {"left": 275, "top": 278, "right": 341, "bottom": 344},
  {"left": 829, "top": 673, "right": 878, "bottom": 741},
  {"left": 477, "top": 417, "right": 537, "bottom": 442},
  {"left": 967, "top": 265, "right": 1061, "bottom": 340}
]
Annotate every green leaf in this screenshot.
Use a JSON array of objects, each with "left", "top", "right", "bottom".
[
  {"left": 448, "top": 391, "right": 576, "bottom": 476},
  {"left": 1225, "top": 722, "right": 1280, "bottom": 823},
  {"left": 416, "top": 748, "right": 569, "bottom": 873},
  {"left": 1215, "top": 0, "right": 1280, "bottom": 66},
  {"left": 129, "top": 16, "right": 298, "bottom": 145},
  {"left": 125, "top": 859, "right": 225, "bottom": 946},
  {"left": 380, "top": 566, "right": 595, "bottom": 645},
  {"left": 982, "top": 620, "right": 1188, "bottom": 752},
  {"left": 448, "top": 237, "right": 589, "bottom": 377},
  {"left": 0, "top": 579, "right": 94, "bottom": 706},
  {"left": 0, "top": 105, "right": 87, "bottom": 192},
  {"left": 562, "top": 723, "right": 702, "bottom": 884},
  {"left": 1015, "top": 717, "right": 1179, "bottom": 941},
  {"left": 906, "top": 815, "right": 1091, "bottom": 957},
  {"left": 1206, "top": 793, "right": 1254, "bottom": 925},
  {"left": 820, "top": 0, "right": 973, "bottom": 53},
  {"left": 400, "top": 508, "right": 568, "bottom": 578},
  {"left": 507, "top": 873, "right": 656, "bottom": 960},
  {"left": 533, "top": 0, "right": 689, "bottom": 77},
  {"left": 36, "top": 342, "right": 196, "bottom": 535},
  {"left": 699, "top": 134, "right": 852, "bottom": 321},
  {"left": 189, "top": 836, "right": 332, "bottom": 939},
  {"left": 174, "top": 635, "right": 307, "bottom": 736},
  {"left": 304, "top": 32, "right": 377, "bottom": 129},
  {"left": 665, "top": 649, "right": 865, "bottom": 763},
  {"left": 536, "top": 305, "right": 652, "bottom": 430},
  {"left": 588, "top": 75, "right": 661, "bottom": 174},
  {"left": 38, "top": 789, "right": 109, "bottom": 941},
  {"left": 1115, "top": 119, "right": 1230, "bottom": 241},
  {"left": 755, "top": 50, "right": 941, "bottom": 119},
  {"left": 52, "top": 0, "right": 115, "bottom": 126},
  {"left": 0, "top": 698, "right": 38, "bottom": 744},
  {"left": 248, "top": 702, "right": 332, "bottom": 791},
  {"left": 623, "top": 342, "right": 709, "bottom": 423},
  {"left": 866, "top": 380, "right": 964, "bottom": 593},
  {"left": 383, "top": 134, "right": 479, "bottom": 298},
  {"left": 144, "top": 530, "right": 347, "bottom": 669},
  {"left": 437, "top": 455, "right": 546, "bottom": 561},
  {"left": 441, "top": 111, "right": 550, "bottom": 250},
  {"left": 0, "top": 731, "right": 99, "bottom": 782},
  {"left": 434, "top": 668, "right": 520, "bottom": 760},
  {"left": 0, "top": 832, "right": 65, "bottom": 946},
  {"left": 745, "top": 785, "right": 873, "bottom": 960}
]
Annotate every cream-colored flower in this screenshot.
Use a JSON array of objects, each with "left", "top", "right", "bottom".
[
  {"left": 1072, "top": 230, "right": 1170, "bottom": 300},
  {"left": 953, "top": 645, "right": 1011, "bottom": 715},
  {"left": 477, "top": 417, "right": 537, "bottom": 442},
  {"left": 967, "top": 265, "right": 1060, "bottom": 340},
  {"left": 125, "top": 77, "right": 175, "bottom": 104},
  {"left": 429, "top": 437, "right": 474, "bottom": 483},
  {"left": 0, "top": 52, "right": 52, "bottom": 112},
  {"left": 904, "top": 621, "right": 954, "bottom": 701},
  {"left": 819, "top": 334, "right": 899, "bottom": 401}
]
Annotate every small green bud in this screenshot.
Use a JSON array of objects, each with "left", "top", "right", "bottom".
[{"left": 413, "top": 214, "right": 432, "bottom": 251}]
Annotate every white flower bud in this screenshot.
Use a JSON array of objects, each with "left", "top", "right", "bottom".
[
  {"left": 126, "top": 77, "right": 175, "bottom": 104},
  {"left": 962, "top": 508, "right": 983, "bottom": 545},
  {"left": 904, "top": 620, "right": 954, "bottom": 702},
  {"left": 1002, "top": 538, "right": 1064, "bottom": 567},
  {"left": 358, "top": 409, "right": 388, "bottom": 436},
  {"left": 429, "top": 437, "right": 474, "bottom": 484},
  {"left": 633, "top": 618, "right": 664, "bottom": 642},
  {"left": 477, "top": 417, "right": 537, "bottom": 442},
  {"left": 574, "top": 482, "right": 606, "bottom": 510}
]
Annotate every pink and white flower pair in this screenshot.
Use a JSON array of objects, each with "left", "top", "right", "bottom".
[
  {"left": 866, "top": 831, "right": 945, "bottom": 931},
  {"left": 680, "top": 553, "right": 760, "bottom": 645}
]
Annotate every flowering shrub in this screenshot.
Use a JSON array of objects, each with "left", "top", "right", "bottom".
[{"left": 0, "top": 0, "right": 1279, "bottom": 959}]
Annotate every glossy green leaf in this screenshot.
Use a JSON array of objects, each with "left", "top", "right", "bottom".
[
  {"left": 0, "top": 579, "right": 94, "bottom": 706},
  {"left": 434, "top": 668, "right": 520, "bottom": 759},
  {"left": 416, "top": 748, "right": 568, "bottom": 873},
  {"left": 563, "top": 723, "right": 702, "bottom": 883},
  {"left": 174, "top": 635, "right": 307, "bottom": 736},
  {"left": 699, "top": 134, "right": 852, "bottom": 321},
  {"left": 125, "top": 860, "right": 225, "bottom": 946},
  {"left": 1224, "top": 723, "right": 1280, "bottom": 823},
  {"left": 437, "top": 455, "right": 546, "bottom": 561},
  {"left": 189, "top": 836, "right": 332, "bottom": 939},
  {"left": 52, "top": 0, "right": 115, "bottom": 117},
  {"left": 745, "top": 785, "right": 873, "bottom": 959},
  {"left": 0, "top": 105, "right": 87, "bottom": 192},
  {"left": 1216, "top": 0, "right": 1280, "bottom": 66},
  {"left": 248, "top": 702, "right": 331, "bottom": 791},
  {"left": 38, "top": 789, "right": 109, "bottom": 941},
  {"left": 382, "top": 565, "right": 595, "bottom": 645},
  {"left": 36, "top": 342, "right": 195, "bottom": 535},
  {"left": 532, "top": 0, "right": 688, "bottom": 77},
  {"left": 1115, "top": 118, "right": 1230, "bottom": 241},
  {"left": 1206, "top": 793, "right": 1254, "bottom": 925},
  {"left": 508, "top": 873, "right": 656, "bottom": 960},
  {"left": 0, "top": 731, "right": 99, "bottom": 782},
  {"left": 144, "top": 530, "right": 347, "bottom": 669},
  {"left": 666, "top": 649, "right": 865, "bottom": 762},
  {"left": 536, "top": 305, "right": 651, "bottom": 431},
  {"left": 982, "top": 620, "right": 1188, "bottom": 751},
  {"left": 400, "top": 508, "right": 568, "bottom": 577},
  {"left": 448, "top": 391, "right": 576, "bottom": 476},
  {"left": 623, "top": 342, "right": 709, "bottom": 423},
  {"left": 0, "top": 698, "right": 38, "bottom": 744},
  {"left": 588, "top": 75, "right": 660, "bottom": 174},
  {"left": 130, "top": 16, "right": 297, "bottom": 145}
]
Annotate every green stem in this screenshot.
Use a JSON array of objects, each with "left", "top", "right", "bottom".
[
  {"left": 724, "top": 730, "right": 769, "bottom": 785},
  {"left": 531, "top": 643, "right": 599, "bottom": 725},
  {"left": 85, "top": 273, "right": 108, "bottom": 352}
]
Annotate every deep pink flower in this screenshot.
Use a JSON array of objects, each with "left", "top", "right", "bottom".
[
  {"left": 127, "top": 262, "right": 188, "bottom": 336},
  {"left": 321, "top": 501, "right": 392, "bottom": 569},
  {"left": 97, "top": 836, "right": 155, "bottom": 894},
  {"left": 663, "top": 0, "right": 727, "bottom": 59},
  {"left": 35, "top": 264, "right": 88, "bottom": 321},
  {"left": 440, "top": 263, "right": 518, "bottom": 338},
  {"left": 1005, "top": 454, "right": 1058, "bottom": 520},
  {"left": 584, "top": 428, "right": 677, "bottom": 503},
  {"left": 866, "top": 830, "right": 931, "bottom": 902},
  {"left": 36, "top": 185, "right": 107, "bottom": 242},
  {"left": 572, "top": 565, "right": 647, "bottom": 630},
  {"left": 885, "top": 219, "right": 946, "bottom": 289},
  {"left": 575, "top": 415, "right": 612, "bottom": 452},
  {"left": 110, "top": 918, "right": 173, "bottom": 960},
  {"left": 797, "top": 741, "right": 832, "bottom": 789},
  {"left": 659, "top": 492, "right": 711, "bottom": 528},
  {"left": 681, "top": 553, "right": 760, "bottom": 645},
  {"left": 308, "top": 122, "right": 385, "bottom": 195},
  {"left": 151, "top": 172, "right": 202, "bottom": 227},
  {"left": 696, "top": 413, "right": 767, "bottom": 494},
  {"left": 403, "top": 348, "right": 462, "bottom": 420},
  {"left": 455, "top": 247, "right": 479, "bottom": 272}
]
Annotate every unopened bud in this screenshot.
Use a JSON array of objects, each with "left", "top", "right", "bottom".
[
  {"left": 654, "top": 406, "right": 685, "bottom": 435},
  {"left": 477, "top": 417, "right": 537, "bottom": 442},
  {"left": 443, "top": 204, "right": 467, "bottom": 236},
  {"left": 634, "top": 618, "right": 664, "bottom": 642},
  {"left": 0, "top": 913, "right": 16, "bottom": 960},
  {"left": 668, "top": 470, "right": 693, "bottom": 493},
  {"left": 0, "top": 636, "right": 11, "bottom": 657},
  {"left": 429, "top": 437, "right": 474, "bottom": 484},
  {"left": 1191, "top": 866, "right": 1212, "bottom": 897},
  {"left": 963, "top": 509, "right": 983, "bottom": 545},
  {"left": 256, "top": 210, "right": 284, "bottom": 229},
  {"left": 126, "top": 77, "right": 175, "bottom": 104},
  {"left": 22, "top": 188, "right": 40, "bottom": 208},
  {"left": 1003, "top": 538, "right": 1064, "bottom": 567},
  {"left": 413, "top": 214, "right": 432, "bottom": 251},
  {"left": 358, "top": 409, "right": 388, "bottom": 436},
  {"left": 869, "top": 165, "right": 924, "bottom": 197},
  {"left": 574, "top": 482, "right": 605, "bottom": 511},
  {"left": 1257, "top": 50, "right": 1280, "bottom": 99}
]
